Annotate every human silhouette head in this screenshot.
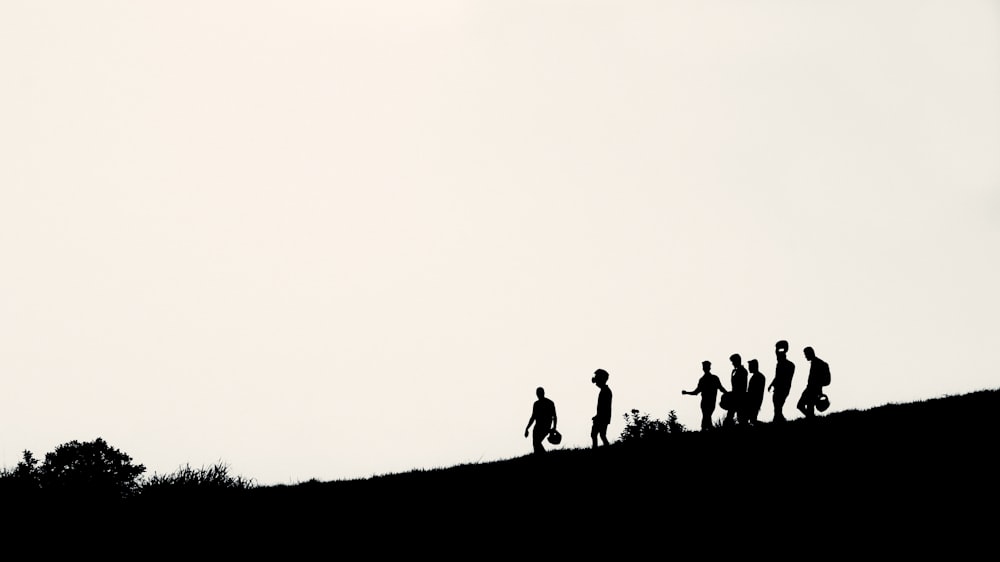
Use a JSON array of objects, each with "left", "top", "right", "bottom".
[
  {"left": 592, "top": 368, "right": 609, "bottom": 385},
  {"left": 536, "top": 387, "right": 545, "bottom": 399},
  {"left": 775, "top": 340, "right": 788, "bottom": 356},
  {"left": 730, "top": 353, "right": 742, "bottom": 366},
  {"left": 702, "top": 360, "right": 711, "bottom": 373},
  {"left": 748, "top": 359, "right": 759, "bottom": 373},
  {"left": 804, "top": 347, "right": 815, "bottom": 361}
]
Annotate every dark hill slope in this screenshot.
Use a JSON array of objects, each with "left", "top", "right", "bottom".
[
  {"left": 18, "top": 389, "right": 995, "bottom": 554},
  {"left": 227, "top": 388, "right": 998, "bottom": 550}
]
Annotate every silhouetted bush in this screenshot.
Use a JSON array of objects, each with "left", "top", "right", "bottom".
[
  {"left": 34, "top": 438, "right": 146, "bottom": 501},
  {"left": 0, "top": 450, "right": 43, "bottom": 499},
  {"left": 2, "top": 439, "right": 258, "bottom": 508},
  {"left": 619, "top": 409, "right": 686, "bottom": 442}
]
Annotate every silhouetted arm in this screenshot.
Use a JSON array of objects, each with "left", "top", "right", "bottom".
[
  {"left": 524, "top": 411, "right": 535, "bottom": 438},
  {"left": 683, "top": 377, "right": 703, "bottom": 395},
  {"left": 552, "top": 407, "right": 557, "bottom": 430}
]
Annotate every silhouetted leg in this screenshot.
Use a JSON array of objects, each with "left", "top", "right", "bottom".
[
  {"left": 774, "top": 392, "right": 787, "bottom": 422},
  {"left": 701, "top": 405, "right": 713, "bottom": 430},
  {"left": 532, "top": 427, "right": 548, "bottom": 454},
  {"left": 732, "top": 395, "right": 745, "bottom": 425},
  {"left": 797, "top": 389, "right": 815, "bottom": 418}
]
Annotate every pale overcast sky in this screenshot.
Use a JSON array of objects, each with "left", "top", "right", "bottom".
[{"left": 2, "top": 1, "right": 998, "bottom": 485}]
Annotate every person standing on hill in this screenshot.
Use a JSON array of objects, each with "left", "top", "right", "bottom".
[
  {"left": 591, "top": 369, "right": 613, "bottom": 448},
  {"left": 746, "top": 359, "right": 766, "bottom": 425},
  {"left": 682, "top": 360, "right": 729, "bottom": 430},
  {"left": 525, "top": 387, "right": 557, "bottom": 454},
  {"left": 726, "top": 354, "right": 748, "bottom": 426},
  {"left": 768, "top": 340, "right": 795, "bottom": 422},
  {"left": 797, "top": 346, "right": 830, "bottom": 418}
]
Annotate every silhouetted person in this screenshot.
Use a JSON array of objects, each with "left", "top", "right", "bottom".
[
  {"left": 796, "top": 346, "right": 830, "bottom": 418},
  {"left": 683, "top": 360, "right": 728, "bottom": 430},
  {"left": 746, "top": 359, "right": 766, "bottom": 425},
  {"left": 525, "top": 387, "right": 557, "bottom": 454},
  {"left": 768, "top": 340, "right": 795, "bottom": 422},
  {"left": 591, "top": 369, "right": 613, "bottom": 448},
  {"left": 726, "top": 354, "right": 748, "bottom": 426}
]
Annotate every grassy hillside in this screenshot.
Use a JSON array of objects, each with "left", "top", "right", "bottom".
[
  {"left": 203, "top": 388, "right": 1000, "bottom": 551},
  {"left": 8, "top": 388, "right": 998, "bottom": 553}
]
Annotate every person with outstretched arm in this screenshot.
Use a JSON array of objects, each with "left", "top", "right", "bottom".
[{"left": 683, "top": 360, "right": 729, "bottom": 430}]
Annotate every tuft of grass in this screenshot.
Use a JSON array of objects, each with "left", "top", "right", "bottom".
[{"left": 141, "top": 462, "right": 256, "bottom": 495}]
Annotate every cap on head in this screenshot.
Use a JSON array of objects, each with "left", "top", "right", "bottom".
[
  {"left": 702, "top": 360, "right": 711, "bottom": 369},
  {"left": 775, "top": 340, "right": 789, "bottom": 352},
  {"left": 592, "top": 368, "right": 609, "bottom": 384},
  {"left": 748, "top": 359, "right": 758, "bottom": 371}
]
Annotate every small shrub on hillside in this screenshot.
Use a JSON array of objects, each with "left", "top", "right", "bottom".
[
  {"left": 141, "top": 462, "right": 256, "bottom": 495},
  {"left": 620, "top": 409, "right": 687, "bottom": 442},
  {"left": 0, "top": 450, "right": 43, "bottom": 497},
  {"left": 11, "top": 450, "right": 41, "bottom": 480}
]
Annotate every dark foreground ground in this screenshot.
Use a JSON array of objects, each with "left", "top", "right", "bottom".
[{"left": 7, "top": 389, "right": 998, "bottom": 555}]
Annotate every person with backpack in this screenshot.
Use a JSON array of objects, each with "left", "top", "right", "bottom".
[{"left": 796, "top": 346, "right": 830, "bottom": 418}]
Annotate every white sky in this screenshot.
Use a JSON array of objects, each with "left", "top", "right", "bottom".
[{"left": 2, "top": 1, "right": 998, "bottom": 485}]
